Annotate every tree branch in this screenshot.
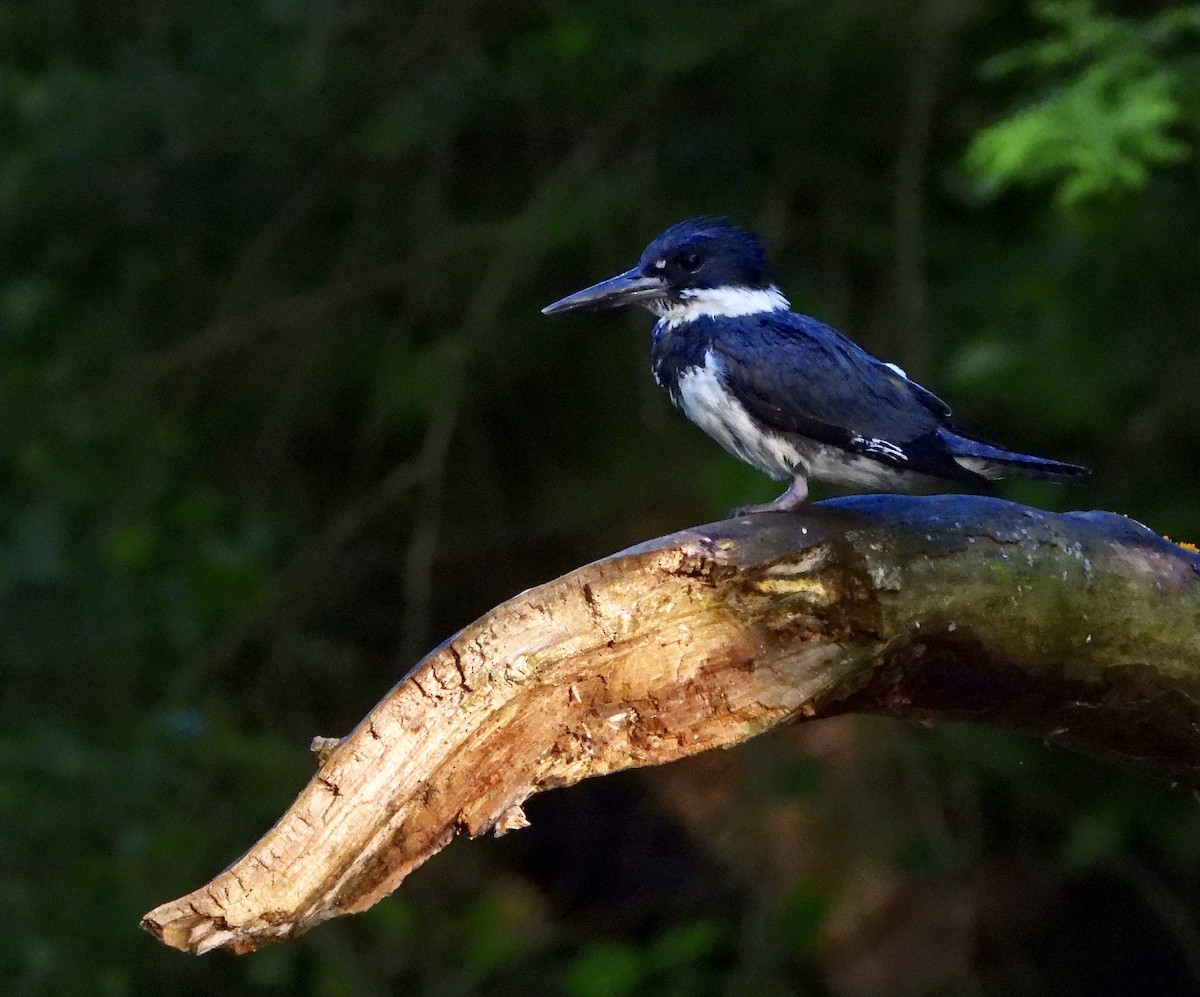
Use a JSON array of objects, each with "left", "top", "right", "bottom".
[{"left": 141, "top": 495, "right": 1200, "bottom": 954}]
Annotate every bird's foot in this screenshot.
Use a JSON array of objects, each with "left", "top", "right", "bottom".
[{"left": 733, "top": 478, "right": 808, "bottom": 516}]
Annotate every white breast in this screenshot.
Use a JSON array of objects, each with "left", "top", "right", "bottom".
[
  {"left": 673, "top": 351, "right": 923, "bottom": 492},
  {"left": 674, "top": 352, "right": 800, "bottom": 481}
]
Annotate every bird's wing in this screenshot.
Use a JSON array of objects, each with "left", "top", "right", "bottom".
[{"left": 710, "top": 312, "right": 964, "bottom": 474}]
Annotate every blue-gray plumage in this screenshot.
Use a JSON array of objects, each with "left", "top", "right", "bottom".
[{"left": 542, "top": 218, "right": 1089, "bottom": 512}]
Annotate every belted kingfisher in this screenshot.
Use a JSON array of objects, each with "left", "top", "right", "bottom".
[{"left": 543, "top": 218, "right": 1088, "bottom": 511}]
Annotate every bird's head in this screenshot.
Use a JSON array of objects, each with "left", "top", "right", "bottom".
[{"left": 542, "top": 218, "right": 783, "bottom": 320}]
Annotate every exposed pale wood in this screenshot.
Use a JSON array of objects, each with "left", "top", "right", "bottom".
[{"left": 141, "top": 495, "right": 1200, "bottom": 953}]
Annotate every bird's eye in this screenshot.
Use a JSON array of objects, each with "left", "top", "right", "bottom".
[{"left": 679, "top": 251, "right": 703, "bottom": 273}]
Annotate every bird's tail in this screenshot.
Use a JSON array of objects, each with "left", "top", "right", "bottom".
[{"left": 940, "top": 430, "right": 1090, "bottom": 482}]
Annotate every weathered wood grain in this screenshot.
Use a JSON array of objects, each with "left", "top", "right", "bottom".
[{"left": 141, "top": 495, "right": 1200, "bottom": 953}]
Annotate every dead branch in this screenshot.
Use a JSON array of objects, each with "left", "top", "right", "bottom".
[{"left": 141, "top": 494, "right": 1200, "bottom": 954}]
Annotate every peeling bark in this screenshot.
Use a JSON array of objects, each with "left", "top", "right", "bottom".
[{"left": 141, "top": 495, "right": 1200, "bottom": 954}]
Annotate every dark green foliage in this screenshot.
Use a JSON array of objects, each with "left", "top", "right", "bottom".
[
  {"left": 966, "top": 0, "right": 1200, "bottom": 205},
  {"left": 4, "top": 1, "right": 1200, "bottom": 994}
]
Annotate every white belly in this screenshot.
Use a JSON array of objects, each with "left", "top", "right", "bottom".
[
  {"left": 673, "top": 352, "right": 919, "bottom": 490},
  {"left": 674, "top": 353, "right": 800, "bottom": 481}
]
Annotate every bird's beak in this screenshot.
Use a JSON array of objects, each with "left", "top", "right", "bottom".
[{"left": 541, "top": 268, "right": 668, "bottom": 315}]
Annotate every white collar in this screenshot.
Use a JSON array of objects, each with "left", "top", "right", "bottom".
[{"left": 652, "top": 285, "right": 789, "bottom": 328}]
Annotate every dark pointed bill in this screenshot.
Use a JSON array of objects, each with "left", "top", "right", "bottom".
[{"left": 541, "top": 268, "right": 667, "bottom": 315}]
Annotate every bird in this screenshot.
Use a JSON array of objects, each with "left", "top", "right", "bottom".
[{"left": 542, "top": 217, "right": 1088, "bottom": 513}]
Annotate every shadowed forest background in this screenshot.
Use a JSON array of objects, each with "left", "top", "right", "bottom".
[{"left": 5, "top": 1, "right": 1200, "bottom": 994}]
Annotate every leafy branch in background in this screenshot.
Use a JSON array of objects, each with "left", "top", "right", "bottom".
[{"left": 965, "top": 0, "right": 1200, "bottom": 206}]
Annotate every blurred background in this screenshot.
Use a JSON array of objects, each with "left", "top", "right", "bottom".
[{"left": 5, "top": 0, "right": 1200, "bottom": 994}]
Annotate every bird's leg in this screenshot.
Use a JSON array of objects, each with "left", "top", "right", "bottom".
[{"left": 733, "top": 475, "right": 808, "bottom": 516}]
